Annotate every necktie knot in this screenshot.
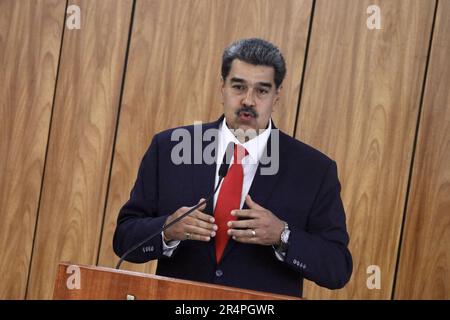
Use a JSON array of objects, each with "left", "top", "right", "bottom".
[{"left": 234, "top": 144, "right": 248, "bottom": 164}]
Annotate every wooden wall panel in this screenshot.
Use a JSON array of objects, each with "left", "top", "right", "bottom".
[
  {"left": 26, "top": 0, "right": 132, "bottom": 299},
  {"left": 296, "top": 0, "right": 436, "bottom": 299},
  {"left": 395, "top": 0, "right": 450, "bottom": 300},
  {"left": 0, "top": 0, "right": 65, "bottom": 299},
  {"left": 98, "top": 0, "right": 313, "bottom": 273}
]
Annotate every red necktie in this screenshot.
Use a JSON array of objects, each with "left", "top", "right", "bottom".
[{"left": 214, "top": 144, "right": 248, "bottom": 263}]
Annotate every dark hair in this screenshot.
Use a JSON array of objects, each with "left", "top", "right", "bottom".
[{"left": 221, "top": 38, "right": 286, "bottom": 88}]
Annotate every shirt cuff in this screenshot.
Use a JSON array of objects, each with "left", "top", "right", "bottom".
[{"left": 161, "top": 232, "right": 180, "bottom": 257}]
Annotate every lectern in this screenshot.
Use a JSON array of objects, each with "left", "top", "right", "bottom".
[{"left": 53, "top": 262, "right": 300, "bottom": 300}]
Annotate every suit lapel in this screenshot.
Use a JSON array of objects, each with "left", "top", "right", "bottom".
[{"left": 191, "top": 116, "right": 223, "bottom": 215}]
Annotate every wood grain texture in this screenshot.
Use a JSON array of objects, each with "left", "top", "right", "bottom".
[
  {"left": 295, "top": 0, "right": 436, "bottom": 299},
  {"left": 394, "top": 0, "right": 450, "bottom": 300},
  {"left": 0, "top": 0, "right": 65, "bottom": 299},
  {"left": 53, "top": 262, "right": 300, "bottom": 300},
  {"left": 98, "top": 0, "right": 312, "bottom": 274},
  {"left": 26, "top": 0, "right": 133, "bottom": 299}
]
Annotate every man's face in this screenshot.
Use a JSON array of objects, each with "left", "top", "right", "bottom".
[{"left": 221, "top": 59, "right": 280, "bottom": 133}]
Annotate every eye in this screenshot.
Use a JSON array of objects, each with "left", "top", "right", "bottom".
[
  {"left": 256, "top": 88, "right": 269, "bottom": 95},
  {"left": 232, "top": 84, "right": 245, "bottom": 91}
]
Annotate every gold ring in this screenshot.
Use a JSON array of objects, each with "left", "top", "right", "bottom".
[
  {"left": 251, "top": 229, "right": 256, "bottom": 237},
  {"left": 185, "top": 232, "right": 191, "bottom": 240}
]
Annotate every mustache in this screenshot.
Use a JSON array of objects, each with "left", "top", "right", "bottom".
[{"left": 235, "top": 106, "right": 258, "bottom": 118}]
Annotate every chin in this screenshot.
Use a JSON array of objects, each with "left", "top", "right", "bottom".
[{"left": 235, "top": 122, "right": 255, "bottom": 130}]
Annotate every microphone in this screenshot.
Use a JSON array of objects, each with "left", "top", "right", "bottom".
[
  {"left": 219, "top": 141, "right": 234, "bottom": 177},
  {"left": 116, "top": 142, "right": 235, "bottom": 269}
]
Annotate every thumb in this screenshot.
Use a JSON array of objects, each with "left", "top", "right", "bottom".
[
  {"left": 197, "top": 198, "right": 206, "bottom": 210},
  {"left": 245, "top": 194, "right": 263, "bottom": 209}
]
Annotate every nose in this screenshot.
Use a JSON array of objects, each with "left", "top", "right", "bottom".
[{"left": 242, "top": 88, "right": 256, "bottom": 107}]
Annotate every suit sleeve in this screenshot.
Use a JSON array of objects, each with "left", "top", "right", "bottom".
[
  {"left": 284, "top": 161, "right": 353, "bottom": 289},
  {"left": 112, "top": 134, "right": 170, "bottom": 263}
]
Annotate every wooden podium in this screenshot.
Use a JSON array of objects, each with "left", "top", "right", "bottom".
[{"left": 53, "top": 262, "right": 300, "bottom": 300}]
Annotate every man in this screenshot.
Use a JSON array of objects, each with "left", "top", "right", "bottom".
[{"left": 113, "top": 38, "right": 352, "bottom": 297}]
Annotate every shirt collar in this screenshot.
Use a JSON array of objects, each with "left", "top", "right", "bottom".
[{"left": 219, "top": 117, "right": 272, "bottom": 164}]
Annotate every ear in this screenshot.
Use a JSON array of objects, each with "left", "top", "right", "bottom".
[
  {"left": 276, "top": 85, "right": 282, "bottom": 96},
  {"left": 272, "top": 85, "right": 282, "bottom": 110}
]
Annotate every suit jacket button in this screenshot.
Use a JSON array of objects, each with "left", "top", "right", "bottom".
[{"left": 215, "top": 269, "right": 223, "bottom": 277}]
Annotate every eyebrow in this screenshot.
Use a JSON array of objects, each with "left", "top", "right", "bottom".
[{"left": 230, "top": 77, "right": 273, "bottom": 88}]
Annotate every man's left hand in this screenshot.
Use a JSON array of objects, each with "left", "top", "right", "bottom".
[{"left": 227, "top": 194, "right": 285, "bottom": 246}]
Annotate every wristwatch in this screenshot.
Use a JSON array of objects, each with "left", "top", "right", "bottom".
[{"left": 278, "top": 222, "right": 290, "bottom": 252}]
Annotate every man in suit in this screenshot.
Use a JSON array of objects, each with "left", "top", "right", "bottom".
[{"left": 113, "top": 38, "right": 352, "bottom": 297}]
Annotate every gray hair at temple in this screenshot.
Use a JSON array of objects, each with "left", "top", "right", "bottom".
[{"left": 221, "top": 38, "right": 286, "bottom": 89}]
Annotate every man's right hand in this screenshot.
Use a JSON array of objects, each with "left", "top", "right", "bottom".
[{"left": 163, "top": 198, "right": 217, "bottom": 242}]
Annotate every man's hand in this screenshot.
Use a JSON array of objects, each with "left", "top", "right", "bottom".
[
  {"left": 227, "top": 195, "right": 285, "bottom": 246},
  {"left": 163, "top": 198, "right": 217, "bottom": 242}
]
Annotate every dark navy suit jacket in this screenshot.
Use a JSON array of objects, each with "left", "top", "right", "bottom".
[{"left": 113, "top": 115, "right": 352, "bottom": 297}]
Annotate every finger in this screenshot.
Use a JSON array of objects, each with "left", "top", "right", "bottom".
[
  {"left": 185, "top": 215, "right": 217, "bottom": 231},
  {"left": 183, "top": 227, "right": 213, "bottom": 242},
  {"left": 193, "top": 210, "right": 215, "bottom": 223},
  {"left": 245, "top": 194, "right": 264, "bottom": 210},
  {"left": 196, "top": 198, "right": 207, "bottom": 211},
  {"left": 176, "top": 206, "right": 190, "bottom": 217},
  {"left": 227, "top": 219, "right": 255, "bottom": 229},
  {"left": 227, "top": 228, "right": 256, "bottom": 238},
  {"left": 231, "top": 209, "right": 258, "bottom": 219},
  {"left": 185, "top": 224, "right": 216, "bottom": 238},
  {"left": 187, "top": 198, "right": 207, "bottom": 213},
  {"left": 231, "top": 235, "right": 258, "bottom": 244},
  {"left": 186, "top": 233, "right": 212, "bottom": 242}
]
